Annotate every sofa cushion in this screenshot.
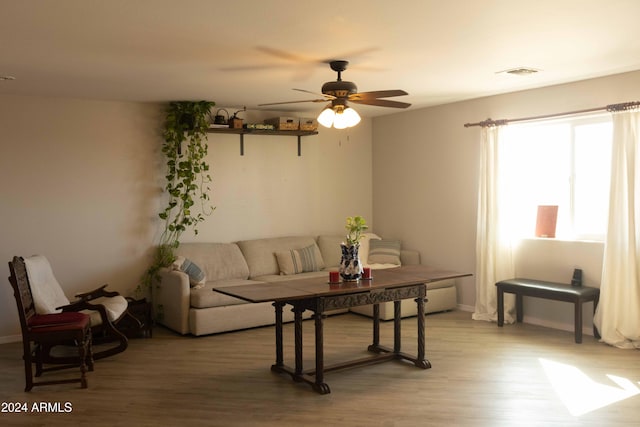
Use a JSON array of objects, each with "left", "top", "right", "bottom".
[
  {"left": 275, "top": 244, "right": 324, "bottom": 275},
  {"left": 237, "top": 236, "right": 322, "bottom": 278},
  {"left": 190, "top": 279, "right": 264, "bottom": 309},
  {"left": 176, "top": 243, "right": 250, "bottom": 281},
  {"left": 368, "top": 239, "right": 402, "bottom": 265},
  {"left": 359, "top": 233, "right": 382, "bottom": 265},
  {"left": 316, "top": 235, "right": 343, "bottom": 268}
]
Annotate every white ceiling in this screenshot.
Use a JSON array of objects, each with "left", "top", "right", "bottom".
[{"left": 2, "top": 0, "right": 640, "bottom": 117}]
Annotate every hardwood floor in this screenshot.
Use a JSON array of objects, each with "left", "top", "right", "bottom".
[{"left": 1, "top": 310, "right": 638, "bottom": 426}]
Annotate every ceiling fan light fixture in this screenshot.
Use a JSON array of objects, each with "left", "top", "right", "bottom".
[
  {"left": 317, "top": 106, "right": 335, "bottom": 128},
  {"left": 342, "top": 106, "right": 361, "bottom": 127},
  {"left": 333, "top": 111, "right": 349, "bottom": 129},
  {"left": 317, "top": 103, "right": 361, "bottom": 129}
]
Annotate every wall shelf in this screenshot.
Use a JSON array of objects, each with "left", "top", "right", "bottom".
[{"left": 206, "top": 128, "right": 319, "bottom": 156}]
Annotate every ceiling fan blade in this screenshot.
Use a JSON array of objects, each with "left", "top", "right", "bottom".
[
  {"left": 256, "top": 46, "right": 310, "bottom": 62},
  {"left": 350, "top": 98, "right": 412, "bottom": 109},
  {"left": 257, "top": 99, "right": 327, "bottom": 106},
  {"left": 293, "top": 88, "right": 335, "bottom": 99},
  {"left": 349, "top": 90, "right": 409, "bottom": 100},
  {"left": 319, "top": 47, "right": 380, "bottom": 64}
]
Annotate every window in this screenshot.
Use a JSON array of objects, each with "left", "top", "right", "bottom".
[{"left": 500, "top": 115, "right": 612, "bottom": 241}]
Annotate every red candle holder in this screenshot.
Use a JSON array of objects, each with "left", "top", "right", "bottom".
[
  {"left": 362, "top": 267, "right": 372, "bottom": 280},
  {"left": 329, "top": 271, "right": 340, "bottom": 283}
]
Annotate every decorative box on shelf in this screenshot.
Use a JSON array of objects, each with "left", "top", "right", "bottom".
[
  {"left": 229, "top": 117, "right": 243, "bottom": 129},
  {"left": 264, "top": 116, "right": 299, "bottom": 130},
  {"left": 299, "top": 118, "right": 318, "bottom": 131}
]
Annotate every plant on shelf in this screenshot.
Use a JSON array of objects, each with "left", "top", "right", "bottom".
[
  {"left": 340, "top": 215, "right": 368, "bottom": 281},
  {"left": 140, "top": 101, "right": 216, "bottom": 307}
]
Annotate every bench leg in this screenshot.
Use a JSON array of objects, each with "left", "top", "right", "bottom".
[
  {"left": 497, "top": 287, "right": 504, "bottom": 327},
  {"left": 574, "top": 301, "right": 582, "bottom": 344},
  {"left": 516, "top": 294, "right": 523, "bottom": 323},
  {"left": 593, "top": 296, "right": 601, "bottom": 339}
]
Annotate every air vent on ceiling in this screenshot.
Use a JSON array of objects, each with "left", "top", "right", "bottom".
[{"left": 497, "top": 67, "right": 540, "bottom": 76}]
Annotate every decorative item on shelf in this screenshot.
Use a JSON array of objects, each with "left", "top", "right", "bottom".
[
  {"left": 339, "top": 215, "right": 368, "bottom": 281},
  {"left": 244, "top": 123, "right": 276, "bottom": 130},
  {"left": 264, "top": 116, "right": 299, "bottom": 130},
  {"left": 212, "top": 108, "right": 229, "bottom": 126},
  {"left": 229, "top": 106, "right": 246, "bottom": 129},
  {"left": 299, "top": 117, "right": 318, "bottom": 131}
]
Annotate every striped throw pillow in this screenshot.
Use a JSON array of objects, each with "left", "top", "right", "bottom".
[
  {"left": 276, "top": 244, "right": 324, "bottom": 275},
  {"left": 368, "top": 239, "right": 402, "bottom": 265}
]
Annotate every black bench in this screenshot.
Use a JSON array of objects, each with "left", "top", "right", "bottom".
[{"left": 496, "top": 278, "right": 600, "bottom": 343}]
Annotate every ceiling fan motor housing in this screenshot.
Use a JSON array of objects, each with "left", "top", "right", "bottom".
[{"left": 322, "top": 80, "right": 358, "bottom": 98}]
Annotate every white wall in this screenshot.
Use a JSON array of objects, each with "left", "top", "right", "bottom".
[
  {"left": 373, "top": 70, "right": 640, "bottom": 334},
  {"left": 0, "top": 94, "right": 162, "bottom": 342},
  {"left": 0, "top": 97, "right": 373, "bottom": 342},
  {"left": 180, "top": 109, "right": 373, "bottom": 243}
]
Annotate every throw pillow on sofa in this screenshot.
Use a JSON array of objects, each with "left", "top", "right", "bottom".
[
  {"left": 173, "top": 256, "right": 206, "bottom": 288},
  {"left": 275, "top": 244, "right": 325, "bottom": 275},
  {"left": 368, "top": 239, "right": 402, "bottom": 265}
]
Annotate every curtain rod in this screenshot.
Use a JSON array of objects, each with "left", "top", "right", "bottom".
[{"left": 463, "top": 101, "right": 640, "bottom": 128}]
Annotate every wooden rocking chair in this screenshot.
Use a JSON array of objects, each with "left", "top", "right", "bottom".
[
  {"left": 22, "top": 255, "right": 140, "bottom": 360},
  {"left": 8, "top": 256, "right": 93, "bottom": 391}
]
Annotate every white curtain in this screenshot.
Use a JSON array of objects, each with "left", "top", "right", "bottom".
[
  {"left": 594, "top": 108, "right": 640, "bottom": 348},
  {"left": 473, "top": 125, "right": 516, "bottom": 323}
]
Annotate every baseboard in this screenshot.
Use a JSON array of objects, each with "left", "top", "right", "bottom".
[
  {"left": 523, "top": 315, "right": 597, "bottom": 337},
  {"left": 0, "top": 334, "right": 21, "bottom": 344},
  {"left": 457, "top": 303, "right": 474, "bottom": 312},
  {"left": 458, "top": 305, "right": 596, "bottom": 337}
]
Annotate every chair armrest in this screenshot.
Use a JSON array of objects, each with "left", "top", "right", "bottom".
[
  {"left": 58, "top": 299, "right": 112, "bottom": 324},
  {"left": 400, "top": 249, "right": 421, "bottom": 265},
  {"left": 74, "top": 284, "right": 120, "bottom": 301},
  {"left": 152, "top": 268, "right": 191, "bottom": 335}
]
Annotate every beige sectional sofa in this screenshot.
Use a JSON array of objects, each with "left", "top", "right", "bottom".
[{"left": 153, "top": 234, "right": 457, "bottom": 336}]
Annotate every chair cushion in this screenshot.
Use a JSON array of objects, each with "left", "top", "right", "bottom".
[
  {"left": 29, "top": 312, "right": 90, "bottom": 328},
  {"left": 24, "top": 255, "right": 70, "bottom": 314},
  {"left": 81, "top": 295, "right": 128, "bottom": 326},
  {"left": 28, "top": 312, "right": 90, "bottom": 332}
]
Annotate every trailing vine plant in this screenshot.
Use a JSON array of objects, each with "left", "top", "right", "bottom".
[{"left": 141, "top": 101, "right": 215, "bottom": 303}]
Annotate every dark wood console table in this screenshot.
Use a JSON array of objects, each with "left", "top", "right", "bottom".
[
  {"left": 214, "top": 265, "right": 471, "bottom": 394},
  {"left": 496, "top": 278, "right": 600, "bottom": 343}
]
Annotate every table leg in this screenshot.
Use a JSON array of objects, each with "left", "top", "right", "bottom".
[
  {"left": 497, "top": 286, "right": 504, "bottom": 327},
  {"left": 372, "top": 303, "right": 380, "bottom": 347},
  {"left": 415, "top": 289, "right": 431, "bottom": 369},
  {"left": 393, "top": 300, "right": 402, "bottom": 353},
  {"left": 294, "top": 307, "right": 304, "bottom": 376},
  {"left": 271, "top": 302, "right": 284, "bottom": 371},
  {"left": 313, "top": 312, "right": 330, "bottom": 394}
]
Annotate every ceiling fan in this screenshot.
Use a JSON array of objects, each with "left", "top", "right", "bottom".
[{"left": 258, "top": 60, "right": 411, "bottom": 129}]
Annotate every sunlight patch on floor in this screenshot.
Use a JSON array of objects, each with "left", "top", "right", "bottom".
[{"left": 539, "top": 358, "right": 639, "bottom": 416}]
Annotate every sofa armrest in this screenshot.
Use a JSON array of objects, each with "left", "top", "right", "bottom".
[
  {"left": 152, "top": 268, "right": 191, "bottom": 335},
  {"left": 400, "top": 249, "right": 421, "bottom": 265}
]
